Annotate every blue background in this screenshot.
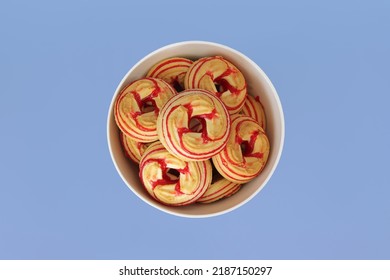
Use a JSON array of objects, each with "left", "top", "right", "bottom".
[{"left": 1, "top": 0, "right": 389, "bottom": 259}]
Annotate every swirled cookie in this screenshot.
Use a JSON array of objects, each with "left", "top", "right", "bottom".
[
  {"left": 120, "top": 132, "right": 152, "bottom": 163},
  {"left": 139, "top": 142, "right": 212, "bottom": 206},
  {"left": 157, "top": 89, "right": 230, "bottom": 161},
  {"left": 241, "top": 95, "right": 266, "bottom": 130},
  {"left": 212, "top": 115, "right": 270, "bottom": 183},
  {"left": 184, "top": 56, "right": 247, "bottom": 114},
  {"left": 146, "top": 57, "right": 193, "bottom": 91},
  {"left": 114, "top": 78, "right": 176, "bottom": 142},
  {"left": 198, "top": 177, "right": 240, "bottom": 203}
]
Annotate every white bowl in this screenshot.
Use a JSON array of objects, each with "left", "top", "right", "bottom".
[{"left": 107, "top": 41, "right": 285, "bottom": 218}]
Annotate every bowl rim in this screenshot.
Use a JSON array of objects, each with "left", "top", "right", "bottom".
[{"left": 106, "top": 40, "right": 285, "bottom": 218}]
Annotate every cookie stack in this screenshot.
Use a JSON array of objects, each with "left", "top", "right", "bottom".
[{"left": 114, "top": 56, "right": 270, "bottom": 206}]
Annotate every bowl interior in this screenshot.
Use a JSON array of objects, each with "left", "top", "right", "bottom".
[{"left": 107, "top": 41, "right": 284, "bottom": 217}]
